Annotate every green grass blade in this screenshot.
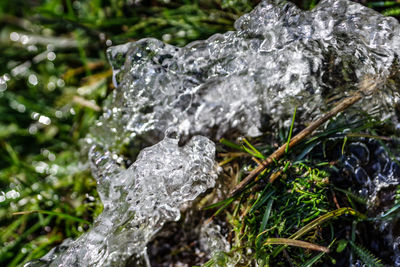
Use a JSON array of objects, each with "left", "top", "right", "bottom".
[
  {"left": 259, "top": 199, "right": 274, "bottom": 233},
  {"left": 286, "top": 106, "right": 297, "bottom": 154},
  {"left": 301, "top": 252, "right": 325, "bottom": 267},
  {"left": 291, "top": 208, "right": 364, "bottom": 240},
  {"left": 250, "top": 189, "right": 275, "bottom": 213},
  {"left": 220, "top": 138, "right": 245, "bottom": 151},
  {"left": 242, "top": 138, "right": 265, "bottom": 159},
  {"left": 272, "top": 207, "right": 364, "bottom": 257},
  {"left": 0, "top": 215, "right": 54, "bottom": 261},
  {"left": 211, "top": 198, "right": 235, "bottom": 218}
]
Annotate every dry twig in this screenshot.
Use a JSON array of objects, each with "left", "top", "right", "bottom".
[{"left": 229, "top": 76, "right": 382, "bottom": 197}]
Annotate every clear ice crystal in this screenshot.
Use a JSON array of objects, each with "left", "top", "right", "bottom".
[
  {"left": 87, "top": 0, "right": 400, "bottom": 154},
  {"left": 26, "top": 134, "right": 217, "bottom": 267},
  {"left": 200, "top": 223, "right": 230, "bottom": 256}
]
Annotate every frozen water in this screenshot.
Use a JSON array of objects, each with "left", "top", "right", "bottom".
[
  {"left": 342, "top": 141, "right": 400, "bottom": 210},
  {"left": 86, "top": 0, "right": 400, "bottom": 154},
  {"left": 341, "top": 140, "right": 400, "bottom": 264},
  {"left": 200, "top": 223, "right": 230, "bottom": 256},
  {"left": 30, "top": 0, "right": 400, "bottom": 266},
  {"left": 25, "top": 134, "right": 217, "bottom": 266}
]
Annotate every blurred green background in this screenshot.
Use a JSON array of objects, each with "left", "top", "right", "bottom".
[{"left": 0, "top": 0, "right": 399, "bottom": 266}]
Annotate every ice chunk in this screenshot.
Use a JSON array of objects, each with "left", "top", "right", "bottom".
[
  {"left": 200, "top": 223, "right": 230, "bottom": 256},
  {"left": 25, "top": 134, "right": 217, "bottom": 267}
]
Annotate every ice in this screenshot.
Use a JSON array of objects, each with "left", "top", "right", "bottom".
[
  {"left": 200, "top": 223, "right": 230, "bottom": 256},
  {"left": 29, "top": 0, "right": 400, "bottom": 266},
  {"left": 342, "top": 140, "right": 400, "bottom": 264},
  {"left": 342, "top": 141, "right": 400, "bottom": 209},
  {"left": 25, "top": 133, "right": 217, "bottom": 266},
  {"left": 86, "top": 0, "right": 399, "bottom": 154}
]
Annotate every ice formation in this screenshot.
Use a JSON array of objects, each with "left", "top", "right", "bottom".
[
  {"left": 342, "top": 141, "right": 400, "bottom": 205},
  {"left": 25, "top": 134, "right": 217, "bottom": 266},
  {"left": 29, "top": 0, "right": 400, "bottom": 266},
  {"left": 87, "top": 0, "right": 400, "bottom": 154},
  {"left": 336, "top": 139, "right": 400, "bottom": 265}
]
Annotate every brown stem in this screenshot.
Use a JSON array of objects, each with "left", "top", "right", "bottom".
[{"left": 229, "top": 76, "right": 381, "bottom": 197}]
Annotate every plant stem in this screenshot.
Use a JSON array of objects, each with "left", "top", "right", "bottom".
[{"left": 229, "top": 76, "right": 382, "bottom": 197}]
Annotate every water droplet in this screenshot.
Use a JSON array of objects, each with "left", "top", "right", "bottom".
[
  {"left": 47, "top": 51, "right": 56, "bottom": 61},
  {"left": 72, "top": 1, "right": 81, "bottom": 9},
  {"left": 57, "top": 79, "right": 65, "bottom": 87},
  {"left": 17, "top": 104, "right": 26, "bottom": 113},
  {"left": 28, "top": 125, "right": 38, "bottom": 134},
  {"left": 28, "top": 45, "right": 38, "bottom": 52},
  {"left": 28, "top": 74, "right": 38, "bottom": 86},
  {"left": 162, "top": 34, "right": 172, "bottom": 42},
  {"left": 176, "top": 30, "right": 186, "bottom": 37},
  {"left": 55, "top": 110, "right": 63, "bottom": 118},
  {"left": 6, "top": 190, "right": 20, "bottom": 199},
  {"left": 48, "top": 153, "right": 56, "bottom": 161},
  {"left": 47, "top": 81, "right": 56, "bottom": 91},
  {"left": 20, "top": 35, "right": 29, "bottom": 45},
  {"left": 10, "top": 32, "right": 19, "bottom": 41},
  {"left": 0, "top": 83, "right": 7, "bottom": 92},
  {"left": 38, "top": 115, "right": 51, "bottom": 125}
]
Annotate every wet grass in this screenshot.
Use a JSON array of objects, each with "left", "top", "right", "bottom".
[{"left": 0, "top": 0, "right": 399, "bottom": 266}]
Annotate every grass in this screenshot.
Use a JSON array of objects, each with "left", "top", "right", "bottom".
[
  {"left": 0, "top": 0, "right": 399, "bottom": 266},
  {"left": 205, "top": 111, "right": 400, "bottom": 266}
]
